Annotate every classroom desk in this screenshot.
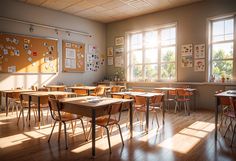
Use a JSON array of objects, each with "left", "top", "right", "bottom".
[
  {"left": 59, "top": 96, "right": 133, "bottom": 158},
  {"left": 111, "top": 91, "right": 165, "bottom": 133},
  {"left": 155, "top": 87, "right": 197, "bottom": 111},
  {"left": 23, "top": 91, "right": 76, "bottom": 128},
  {"left": 68, "top": 86, "right": 97, "bottom": 95},
  {"left": 68, "top": 86, "right": 111, "bottom": 96},
  {"left": 215, "top": 90, "right": 236, "bottom": 141},
  {"left": 45, "top": 85, "right": 66, "bottom": 91},
  {"left": 0, "top": 89, "right": 34, "bottom": 116}
]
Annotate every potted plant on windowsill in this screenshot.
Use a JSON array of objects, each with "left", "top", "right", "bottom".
[{"left": 221, "top": 71, "right": 226, "bottom": 83}]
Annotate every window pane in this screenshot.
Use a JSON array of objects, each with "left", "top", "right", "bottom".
[
  {"left": 131, "top": 33, "right": 142, "bottom": 50},
  {"left": 132, "top": 65, "right": 143, "bottom": 81},
  {"left": 161, "top": 47, "right": 175, "bottom": 62},
  {"left": 161, "top": 27, "right": 176, "bottom": 46},
  {"left": 132, "top": 50, "right": 142, "bottom": 64},
  {"left": 144, "top": 64, "right": 157, "bottom": 81},
  {"left": 212, "top": 19, "right": 234, "bottom": 42},
  {"left": 144, "top": 31, "right": 158, "bottom": 48},
  {"left": 145, "top": 49, "right": 158, "bottom": 63},
  {"left": 212, "top": 60, "right": 233, "bottom": 79},
  {"left": 161, "top": 63, "right": 176, "bottom": 80},
  {"left": 212, "top": 42, "right": 233, "bottom": 59}
]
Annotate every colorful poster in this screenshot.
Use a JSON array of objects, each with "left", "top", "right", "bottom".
[
  {"left": 194, "top": 59, "right": 205, "bottom": 72},
  {"left": 181, "top": 56, "right": 193, "bottom": 67},
  {"left": 181, "top": 44, "right": 193, "bottom": 56},
  {"left": 194, "top": 44, "right": 205, "bottom": 59}
]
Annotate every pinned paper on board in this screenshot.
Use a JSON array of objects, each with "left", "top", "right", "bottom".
[
  {"left": 44, "top": 57, "right": 49, "bottom": 63},
  {"left": 13, "top": 38, "right": 19, "bottom": 45},
  {"left": 108, "top": 57, "right": 113, "bottom": 65},
  {"left": 32, "top": 51, "right": 37, "bottom": 56},
  {"left": 10, "top": 50, "right": 15, "bottom": 56},
  {"left": 66, "top": 48, "right": 76, "bottom": 59},
  {"left": 3, "top": 49, "right": 8, "bottom": 55},
  {"left": 65, "top": 58, "right": 76, "bottom": 69},
  {"left": 28, "top": 57, "right": 32, "bottom": 62},
  {"left": 65, "top": 42, "right": 71, "bottom": 48},
  {"left": 194, "top": 59, "right": 205, "bottom": 72},
  {"left": 14, "top": 50, "right": 20, "bottom": 56},
  {"left": 27, "top": 50, "right": 32, "bottom": 55},
  {"left": 24, "top": 39, "right": 30, "bottom": 44},
  {"left": 8, "top": 66, "right": 16, "bottom": 73},
  {"left": 24, "top": 44, "right": 29, "bottom": 50},
  {"left": 181, "top": 44, "right": 193, "bottom": 56}
]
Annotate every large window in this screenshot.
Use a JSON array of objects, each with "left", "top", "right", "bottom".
[
  {"left": 127, "top": 25, "right": 176, "bottom": 81},
  {"left": 209, "top": 16, "right": 235, "bottom": 81}
]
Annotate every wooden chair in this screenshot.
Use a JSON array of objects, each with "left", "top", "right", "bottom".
[
  {"left": 167, "top": 89, "right": 178, "bottom": 111},
  {"left": 8, "top": 92, "right": 20, "bottom": 116},
  {"left": 150, "top": 94, "right": 164, "bottom": 127},
  {"left": 73, "top": 89, "right": 88, "bottom": 96},
  {"left": 48, "top": 98, "right": 86, "bottom": 149},
  {"left": 223, "top": 97, "right": 236, "bottom": 146},
  {"left": 216, "top": 90, "right": 231, "bottom": 130},
  {"left": 87, "top": 102, "right": 124, "bottom": 153},
  {"left": 175, "top": 88, "right": 192, "bottom": 115},
  {"left": 38, "top": 87, "right": 49, "bottom": 91},
  {"left": 90, "top": 86, "right": 105, "bottom": 96}
]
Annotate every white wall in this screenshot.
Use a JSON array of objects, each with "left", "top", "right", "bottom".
[{"left": 0, "top": 0, "right": 106, "bottom": 89}]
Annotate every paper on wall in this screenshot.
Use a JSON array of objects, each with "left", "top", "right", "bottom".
[
  {"left": 66, "top": 48, "right": 76, "bottom": 59},
  {"left": 8, "top": 66, "right": 16, "bottom": 72},
  {"left": 115, "top": 56, "right": 123, "bottom": 67},
  {"left": 65, "top": 58, "right": 76, "bottom": 69}
]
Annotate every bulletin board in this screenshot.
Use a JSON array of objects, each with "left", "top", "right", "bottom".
[
  {"left": 0, "top": 33, "right": 58, "bottom": 73},
  {"left": 62, "top": 40, "right": 85, "bottom": 72}
]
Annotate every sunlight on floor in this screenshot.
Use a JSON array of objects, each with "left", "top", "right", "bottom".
[
  {"left": 158, "top": 121, "right": 215, "bottom": 154},
  {"left": 0, "top": 134, "right": 31, "bottom": 148}
]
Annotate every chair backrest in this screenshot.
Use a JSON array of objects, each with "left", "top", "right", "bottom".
[
  {"left": 111, "top": 86, "right": 122, "bottom": 93},
  {"left": 177, "top": 88, "right": 191, "bottom": 97},
  {"left": 49, "top": 94, "right": 66, "bottom": 100},
  {"left": 74, "top": 89, "right": 87, "bottom": 96},
  {"left": 134, "top": 96, "right": 146, "bottom": 106},
  {"left": 106, "top": 102, "right": 123, "bottom": 124},
  {"left": 38, "top": 88, "right": 49, "bottom": 91},
  {"left": 31, "top": 85, "right": 38, "bottom": 91},
  {"left": 31, "top": 95, "right": 48, "bottom": 105},
  {"left": 94, "top": 86, "right": 105, "bottom": 96},
  {"left": 151, "top": 95, "right": 164, "bottom": 105},
  {"left": 168, "top": 89, "right": 177, "bottom": 96},
  {"left": 20, "top": 94, "right": 29, "bottom": 107},
  {"left": 48, "top": 98, "right": 61, "bottom": 120},
  {"left": 111, "top": 94, "right": 123, "bottom": 99},
  {"left": 57, "top": 87, "right": 65, "bottom": 91}
]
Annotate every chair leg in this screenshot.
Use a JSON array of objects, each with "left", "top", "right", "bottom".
[
  {"left": 230, "top": 124, "right": 236, "bottom": 147},
  {"left": 224, "top": 119, "right": 232, "bottom": 137},
  {"left": 155, "top": 112, "right": 159, "bottom": 128},
  {"left": 80, "top": 119, "right": 87, "bottom": 141},
  {"left": 105, "top": 126, "right": 112, "bottom": 154},
  {"left": 48, "top": 121, "right": 57, "bottom": 143},
  {"left": 17, "top": 108, "right": 23, "bottom": 126},
  {"left": 63, "top": 122, "right": 68, "bottom": 150},
  {"left": 87, "top": 125, "right": 92, "bottom": 141},
  {"left": 58, "top": 122, "right": 62, "bottom": 142},
  {"left": 117, "top": 124, "right": 124, "bottom": 146}
]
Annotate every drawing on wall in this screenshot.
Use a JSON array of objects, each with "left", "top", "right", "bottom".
[
  {"left": 107, "top": 47, "right": 113, "bottom": 56},
  {"left": 107, "top": 57, "right": 113, "bottom": 65},
  {"left": 115, "top": 56, "right": 123, "bottom": 67},
  {"left": 114, "top": 47, "right": 124, "bottom": 55},
  {"left": 194, "top": 59, "right": 205, "bottom": 72},
  {"left": 181, "top": 44, "right": 193, "bottom": 56},
  {"left": 115, "top": 36, "right": 124, "bottom": 46},
  {"left": 194, "top": 44, "right": 205, "bottom": 59},
  {"left": 181, "top": 56, "right": 193, "bottom": 67},
  {"left": 87, "top": 44, "right": 101, "bottom": 72}
]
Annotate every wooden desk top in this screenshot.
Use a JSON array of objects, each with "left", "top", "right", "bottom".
[
  {"left": 45, "top": 85, "right": 66, "bottom": 88},
  {"left": 215, "top": 90, "right": 236, "bottom": 98},
  {"left": 111, "top": 91, "right": 164, "bottom": 98},
  {"left": 22, "top": 91, "right": 76, "bottom": 96},
  {"left": 67, "top": 86, "right": 97, "bottom": 90},
  {"left": 0, "top": 89, "right": 34, "bottom": 93},
  {"left": 60, "top": 96, "right": 133, "bottom": 109},
  {"left": 154, "top": 87, "right": 196, "bottom": 92}
]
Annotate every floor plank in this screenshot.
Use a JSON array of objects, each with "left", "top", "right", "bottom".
[{"left": 0, "top": 109, "right": 236, "bottom": 161}]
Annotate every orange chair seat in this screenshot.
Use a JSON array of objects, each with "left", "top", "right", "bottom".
[
  {"left": 55, "top": 113, "right": 82, "bottom": 121},
  {"left": 90, "top": 117, "right": 119, "bottom": 126}
]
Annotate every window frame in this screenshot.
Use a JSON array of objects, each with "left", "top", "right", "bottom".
[
  {"left": 126, "top": 23, "right": 177, "bottom": 82},
  {"left": 208, "top": 15, "right": 236, "bottom": 82}
]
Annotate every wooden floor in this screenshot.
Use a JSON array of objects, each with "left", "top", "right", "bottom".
[{"left": 0, "top": 109, "right": 236, "bottom": 161}]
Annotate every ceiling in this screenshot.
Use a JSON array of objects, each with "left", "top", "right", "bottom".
[{"left": 18, "top": 0, "right": 203, "bottom": 23}]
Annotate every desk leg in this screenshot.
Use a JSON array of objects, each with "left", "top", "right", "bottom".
[
  {"left": 28, "top": 96, "right": 31, "bottom": 127},
  {"left": 92, "top": 109, "right": 96, "bottom": 158},
  {"left": 129, "top": 101, "right": 133, "bottom": 138},
  {"left": 87, "top": 90, "right": 90, "bottom": 96},
  {"left": 5, "top": 93, "right": 8, "bottom": 116},
  {"left": 163, "top": 101, "right": 165, "bottom": 125},
  {"left": 215, "top": 97, "right": 219, "bottom": 141},
  {"left": 38, "top": 97, "right": 41, "bottom": 129},
  {"left": 146, "top": 97, "right": 149, "bottom": 133}
]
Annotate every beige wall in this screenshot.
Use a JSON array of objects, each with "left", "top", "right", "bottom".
[
  {"left": 105, "top": 0, "right": 236, "bottom": 109},
  {"left": 0, "top": 0, "right": 106, "bottom": 89},
  {"left": 106, "top": 0, "right": 236, "bottom": 82}
]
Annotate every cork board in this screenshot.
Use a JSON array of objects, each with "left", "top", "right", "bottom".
[
  {"left": 0, "top": 33, "right": 58, "bottom": 73},
  {"left": 62, "top": 40, "right": 85, "bottom": 72}
]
